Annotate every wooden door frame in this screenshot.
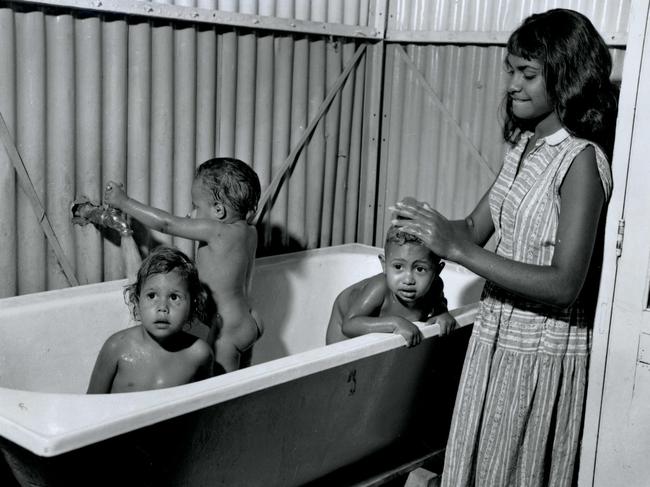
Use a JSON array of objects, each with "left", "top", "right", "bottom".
[{"left": 578, "top": 1, "right": 650, "bottom": 485}]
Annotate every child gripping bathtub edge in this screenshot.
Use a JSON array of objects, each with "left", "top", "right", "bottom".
[
  {"left": 325, "top": 224, "right": 457, "bottom": 347},
  {"left": 104, "top": 157, "right": 262, "bottom": 375},
  {"left": 87, "top": 246, "right": 213, "bottom": 393}
]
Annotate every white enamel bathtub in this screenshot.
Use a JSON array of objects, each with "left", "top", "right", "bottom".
[{"left": 0, "top": 244, "right": 484, "bottom": 486}]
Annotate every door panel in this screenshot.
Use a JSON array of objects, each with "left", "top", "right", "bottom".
[{"left": 593, "top": 1, "right": 650, "bottom": 485}]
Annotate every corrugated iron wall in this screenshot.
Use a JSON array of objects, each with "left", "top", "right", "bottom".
[
  {"left": 0, "top": 0, "right": 383, "bottom": 297},
  {"left": 376, "top": 0, "right": 630, "bottom": 241},
  {"left": 0, "top": 0, "right": 632, "bottom": 297},
  {"left": 388, "top": 0, "right": 629, "bottom": 35}
]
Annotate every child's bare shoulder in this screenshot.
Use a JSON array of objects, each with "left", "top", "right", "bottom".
[
  {"left": 175, "top": 332, "right": 213, "bottom": 362},
  {"left": 101, "top": 326, "right": 141, "bottom": 354},
  {"left": 356, "top": 273, "right": 388, "bottom": 294},
  {"left": 340, "top": 273, "right": 386, "bottom": 302},
  {"left": 188, "top": 336, "right": 213, "bottom": 360}
]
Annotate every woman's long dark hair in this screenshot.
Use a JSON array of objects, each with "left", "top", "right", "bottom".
[{"left": 503, "top": 9, "right": 619, "bottom": 159}]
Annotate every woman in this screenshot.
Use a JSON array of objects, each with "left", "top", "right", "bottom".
[{"left": 392, "top": 9, "right": 618, "bottom": 487}]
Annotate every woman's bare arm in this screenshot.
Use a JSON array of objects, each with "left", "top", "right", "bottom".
[{"left": 393, "top": 147, "right": 604, "bottom": 308}]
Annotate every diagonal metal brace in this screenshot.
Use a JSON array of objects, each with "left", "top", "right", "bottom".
[
  {"left": 0, "top": 111, "right": 79, "bottom": 287},
  {"left": 395, "top": 45, "right": 496, "bottom": 177},
  {"left": 253, "top": 43, "right": 368, "bottom": 226}
]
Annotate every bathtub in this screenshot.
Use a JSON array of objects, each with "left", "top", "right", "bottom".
[{"left": 0, "top": 243, "right": 484, "bottom": 486}]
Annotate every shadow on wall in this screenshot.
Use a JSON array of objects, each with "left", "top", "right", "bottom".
[{"left": 255, "top": 222, "right": 307, "bottom": 258}]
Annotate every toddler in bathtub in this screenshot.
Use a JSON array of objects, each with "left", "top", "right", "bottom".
[
  {"left": 325, "top": 225, "right": 457, "bottom": 346},
  {"left": 103, "top": 157, "right": 261, "bottom": 375},
  {"left": 87, "top": 246, "right": 214, "bottom": 393}
]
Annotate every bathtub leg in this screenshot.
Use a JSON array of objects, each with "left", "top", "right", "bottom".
[{"left": 404, "top": 467, "right": 441, "bottom": 487}]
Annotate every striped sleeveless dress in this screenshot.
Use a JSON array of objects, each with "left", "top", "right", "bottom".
[{"left": 441, "top": 128, "right": 612, "bottom": 487}]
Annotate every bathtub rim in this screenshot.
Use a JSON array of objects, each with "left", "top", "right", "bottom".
[
  {"left": 0, "top": 243, "right": 481, "bottom": 312},
  {"left": 0, "top": 243, "right": 480, "bottom": 457},
  {"left": 0, "top": 243, "right": 383, "bottom": 311}
]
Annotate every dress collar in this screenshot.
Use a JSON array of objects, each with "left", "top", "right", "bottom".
[
  {"left": 520, "top": 127, "right": 569, "bottom": 148},
  {"left": 542, "top": 128, "right": 570, "bottom": 146}
]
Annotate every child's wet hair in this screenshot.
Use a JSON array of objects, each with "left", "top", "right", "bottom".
[
  {"left": 195, "top": 157, "right": 261, "bottom": 220},
  {"left": 385, "top": 225, "right": 441, "bottom": 263},
  {"left": 503, "top": 8, "right": 618, "bottom": 157},
  {"left": 124, "top": 246, "right": 207, "bottom": 323}
]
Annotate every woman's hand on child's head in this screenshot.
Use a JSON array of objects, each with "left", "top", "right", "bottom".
[
  {"left": 390, "top": 199, "right": 457, "bottom": 260},
  {"left": 428, "top": 312, "right": 458, "bottom": 336},
  {"left": 393, "top": 317, "right": 423, "bottom": 347},
  {"left": 104, "top": 180, "right": 127, "bottom": 208},
  {"left": 388, "top": 196, "right": 422, "bottom": 222}
]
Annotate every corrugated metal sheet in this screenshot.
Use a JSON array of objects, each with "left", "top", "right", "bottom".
[
  {"left": 0, "top": 1, "right": 375, "bottom": 297},
  {"left": 376, "top": 1, "right": 629, "bottom": 241},
  {"left": 0, "top": 0, "right": 631, "bottom": 297},
  {"left": 388, "top": 0, "right": 630, "bottom": 34}
]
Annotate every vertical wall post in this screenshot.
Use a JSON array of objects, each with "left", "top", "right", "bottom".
[{"left": 358, "top": 0, "right": 388, "bottom": 245}]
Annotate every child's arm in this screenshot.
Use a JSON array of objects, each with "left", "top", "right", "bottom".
[
  {"left": 120, "top": 233, "right": 142, "bottom": 283},
  {"left": 425, "top": 275, "right": 458, "bottom": 336},
  {"left": 87, "top": 335, "right": 120, "bottom": 394},
  {"left": 428, "top": 311, "right": 457, "bottom": 336},
  {"left": 107, "top": 210, "right": 141, "bottom": 283},
  {"left": 341, "top": 278, "right": 423, "bottom": 347},
  {"left": 104, "top": 181, "right": 217, "bottom": 243}
]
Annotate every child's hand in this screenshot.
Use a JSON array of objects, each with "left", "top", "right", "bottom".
[
  {"left": 393, "top": 317, "right": 423, "bottom": 347},
  {"left": 104, "top": 181, "right": 127, "bottom": 208},
  {"left": 427, "top": 311, "right": 457, "bottom": 336}
]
